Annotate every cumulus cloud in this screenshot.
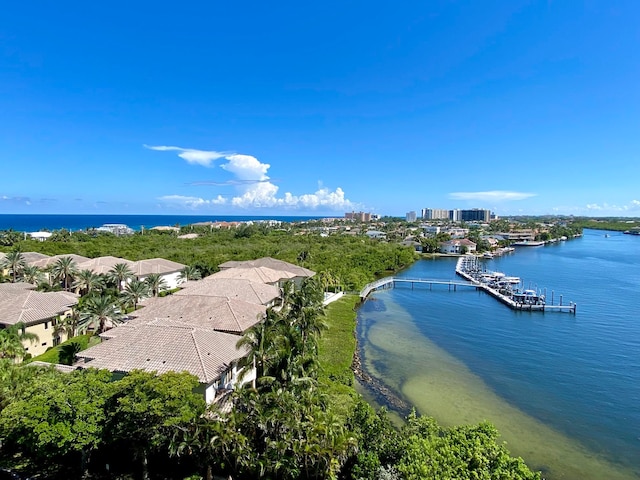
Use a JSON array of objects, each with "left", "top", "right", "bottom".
[
  {"left": 144, "top": 145, "right": 227, "bottom": 167},
  {"left": 448, "top": 190, "right": 537, "bottom": 201},
  {"left": 149, "top": 144, "right": 356, "bottom": 211}
]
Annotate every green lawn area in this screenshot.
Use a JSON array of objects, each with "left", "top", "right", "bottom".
[
  {"left": 25, "top": 334, "right": 101, "bottom": 365},
  {"left": 318, "top": 294, "right": 360, "bottom": 418}
]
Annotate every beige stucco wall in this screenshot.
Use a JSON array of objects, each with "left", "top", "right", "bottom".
[{"left": 22, "top": 317, "right": 69, "bottom": 357}]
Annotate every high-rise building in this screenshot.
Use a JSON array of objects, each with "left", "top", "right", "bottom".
[
  {"left": 406, "top": 211, "right": 417, "bottom": 222},
  {"left": 422, "top": 208, "right": 449, "bottom": 220},
  {"left": 460, "top": 209, "right": 491, "bottom": 222}
]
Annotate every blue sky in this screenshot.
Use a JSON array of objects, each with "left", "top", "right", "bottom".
[{"left": 1, "top": 1, "right": 639, "bottom": 217}]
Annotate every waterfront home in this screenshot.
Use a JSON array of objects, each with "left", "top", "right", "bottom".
[
  {"left": 130, "top": 258, "right": 186, "bottom": 290},
  {"left": 175, "top": 277, "right": 281, "bottom": 307},
  {"left": 365, "top": 230, "right": 387, "bottom": 240},
  {"left": 218, "top": 257, "right": 315, "bottom": 280},
  {"left": 76, "top": 318, "right": 254, "bottom": 404},
  {"left": 29, "top": 231, "right": 52, "bottom": 242},
  {"left": 130, "top": 295, "right": 266, "bottom": 334},
  {"left": 440, "top": 239, "right": 477, "bottom": 254},
  {"left": 0, "top": 282, "right": 78, "bottom": 357},
  {"left": 207, "top": 266, "right": 297, "bottom": 287}
]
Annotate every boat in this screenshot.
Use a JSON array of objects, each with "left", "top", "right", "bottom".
[
  {"left": 483, "top": 252, "right": 494, "bottom": 258},
  {"left": 604, "top": 234, "right": 610, "bottom": 238},
  {"left": 511, "top": 240, "right": 545, "bottom": 247}
]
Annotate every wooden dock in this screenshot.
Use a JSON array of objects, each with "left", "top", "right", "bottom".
[{"left": 360, "top": 276, "right": 479, "bottom": 300}]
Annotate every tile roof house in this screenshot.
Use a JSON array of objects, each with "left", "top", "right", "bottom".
[
  {"left": 130, "top": 258, "right": 186, "bottom": 290},
  {"left": 175, "top": 278, "right": 281, "bottom": 307},
  {"left": 207, "top": 266, "right": 297, "bottom": 286},
  {"left": 76, "top": 256, "right": 135, "bottom": 275},
  {"left": 29, "top": 254, "right": 91, "bottom": 269},
  {"left": 130, "top": 295, "right": 266, "bottom": 334},
  {"left": 20, "top": 252, "right": 51, "bottom": 265},
  {"left": 77, "top": 318, "right": 254, "bottom": 404},
  {"left": 218, "top": 257, "right": 315, "bottom": 279},
  {"left": 0, "top": 283, "right": 78, "bottom": 357},
  {"left": 439, "top": 239, "right": 477, "bottom": 254}
]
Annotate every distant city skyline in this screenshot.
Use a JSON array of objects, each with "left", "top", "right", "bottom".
[{"left": 1, "top": 2, "right": 639, "bottom": 217}]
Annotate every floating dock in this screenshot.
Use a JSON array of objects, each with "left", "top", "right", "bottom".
[{"left": 455, "top": 256, "right": 576, "bottom": 314}]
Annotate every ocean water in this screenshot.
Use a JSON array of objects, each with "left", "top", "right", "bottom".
[
  {"left": 0, "top": 214, "right": 324, "bottom": 232},
  {"left": 357, "top": 229, "right": 640, "bottom": 480}
]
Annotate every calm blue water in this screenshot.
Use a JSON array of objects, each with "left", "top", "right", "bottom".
[
  {"left": 0, "top": 214, "right": 324, "bottom": 232},
  {"left": 358, "top": 229, "right": 640, "bottom": 479}
]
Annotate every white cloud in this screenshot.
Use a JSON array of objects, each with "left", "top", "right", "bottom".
[
  {"left": 586, "top": 200, "right": 640, "bottom": 212},
  {"left": 144, "top": 145, "right": 227, "bottom": 167},
  {"left": 1, "top": 195, "right": 31, "bottom": 205},
  {"left": 448, "top": 190, "right": 537, "bottom": 201},
  {"left": 149, "top": 144, "right": 356, "bottom": 211}
]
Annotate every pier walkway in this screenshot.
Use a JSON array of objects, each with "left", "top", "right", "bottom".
[
  {"left": 359, "top": 259, "right": 577, "bottom": 314},
  {"left": 360, "top": 276, "right": 479, "bottom": 300}
]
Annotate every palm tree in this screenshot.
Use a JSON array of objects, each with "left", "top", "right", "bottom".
[
  {"left": 107, "top": 263, "right": 135, "bottom": 291},
  {"left": 178, "top": 265, "right": 201, "bottom": 282},
  {"left": 73, "top": 269, "right": 104, "bottom": 296},
  {"left": 54, "top": 307, "right": 81, "bottom": 339},
  {"left": 20, "top": 265, "right": 44, "bottom": 285},
  {"left": 145, "top": 273, "right": 168, "bottom": 297},
  {"left": 122, "top": 279, "right": 150, "bottom": 310},
  {"left": 77, "top": 295, "right": 125, "bottom": 334},
  {"left": 0, "top": 323, "right": 39, "bottom": 360},
  {"left": 1, "top": 250, "right": 26, "bottom": 283},
  {"left": 236, "top": 309, "right": 281, "bottom": 386},
  {"left": 51, "top": 256, "right": 79, "bottom": 292}
]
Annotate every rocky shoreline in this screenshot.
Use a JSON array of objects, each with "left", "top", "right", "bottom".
[{"left": 351, "top": 335, "right": 412, "bottom": 416}]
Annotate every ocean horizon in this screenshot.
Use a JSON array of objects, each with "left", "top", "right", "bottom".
[{"left": 0, "top": 214, "right": 329, "bottom": 233}]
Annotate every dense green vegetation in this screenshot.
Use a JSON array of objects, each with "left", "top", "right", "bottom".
[
  {"left": 0, "top": 226, "right": 543, "bottom": 479},
  {"left": 571, "top": 218, "right": 640, "bottom": 232}
]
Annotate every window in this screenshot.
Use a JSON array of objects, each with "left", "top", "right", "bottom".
[
  {"left": 41, "top": 342, "right": 47, "bottom": 347},
  {"left": 53, "top": 337, "right": 61, "bottom": 347},
  {"left": 44, "top": 321, "right": 49, "bottom": 330}
]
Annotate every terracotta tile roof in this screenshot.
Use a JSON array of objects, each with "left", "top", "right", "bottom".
[
  {"left": 130, "top": 295, "right": 266, "bottom": 334},
  {"left": 30, "top": 254, "right": 90, "bottom": 268},
  {"left": 208, "top": 266, "right": 296, "bottom": 285},
  {"left": 218, "top": 257, "right": 315, "bottom": 277},
  {"left": 0, "top": 284, "right": 78, "bottom": 326},
  {"left": 130, "top": 258, "right": 186, "bottom": 276},
  {"left": 175, "top": 278, "right": 280, "bottom": 305},
  {"left": 77, "top": 319, "right": 248, "bottom": 383},
  {"left": 76, "top": 256, "right": 135, "bottom": 275}
]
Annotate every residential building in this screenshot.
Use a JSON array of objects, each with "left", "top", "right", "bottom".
[
  {"left": 0, "top": 283, "right": 78, "bottom": 357},
  {"left": 460, "top": 209, "right": 491, "bottom": 222},
  {"left": 422, "top": 208, "right": 449, "bottom": 220},
  {"left": 130, "top": 258, "right": 187, "bottom": 290},
  {"left": 406, "top": 211, "right": 417, "bottom": 222},
  {"left": 439, "top": 239, "right": 477, "bottom": 254}
]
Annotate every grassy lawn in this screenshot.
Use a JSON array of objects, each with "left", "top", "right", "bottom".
[
  {"left": 318, "top": 294, "right": 360, "bottom": 418},
  {"left": 25, "top": 334, "right": 101, "bottom": 365}
]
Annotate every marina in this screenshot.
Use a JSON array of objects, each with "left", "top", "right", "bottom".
[
  {"left": 360, "top": 255, "right": 576, "bottom": 314},
  {"left": 455, "top": 255, "right": 577, "bottom": 313}
]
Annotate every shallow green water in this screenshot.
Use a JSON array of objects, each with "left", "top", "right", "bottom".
[{"left": 357, "top": 293, "right": 637, "bottom": 480}]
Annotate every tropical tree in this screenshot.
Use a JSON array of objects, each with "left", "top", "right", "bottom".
[
  {"left": 0, "top": 368, "right": 114, "bottom": 477},
  {"left": 107, "top": 262, "right": 134, "bottom": 292},
  {"left": 145, "top": 273, "right": 169, "bottom": 297},
  {"left": 106, "top": 370, "right": 206, "bottom": 480},
  {"left": 77, "top": 294, "right": 125, "bottom": 334},
  {"left": 178, "top": 265, "right": 202, "bottom": 282},
  {"left": 122, "top": 279, "right": 150, "bottom": 310},
  {"left": 20, "top": 265, "right": 44, "bottom": 285},
  {"left": 73, "top": 269, "right": 104, "bottom": 296},
  {"left": 54, "top": 307, "right": 81, "bottom": 339},
  {"left": 1, "top": 250, "right": 26, "bottom": 283},
  {"left": 236, "top": 309, "right": 282, "bottom": 387},
  {"left": 0, "top": 322, "right": 39, "bottom": 360},
  {"left": 51, "top": 256, "right": 79, "bottom": 292}
]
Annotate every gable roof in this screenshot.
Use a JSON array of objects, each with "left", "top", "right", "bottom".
[
  {"left": 207, "top": 266, "right": 296, "bottom": 285},
  {"left": 175, "top": 278, "right": 280, "bottom": 305},
  {"left": 76, "top": 256, "right": 135, "bottom": 275},
  {"left": 130, "top": 258, "right": 186, "bottom": 276},
  {"left": 130, "top": 295, "right": 266, "bottom": 334},
  {"left": 218, "top": 257, "right": 315, "bottom": 277},
  {"left": 0, "top": 284, "right": 78, "bottom": 326},
  {"left": 77, "top": 319, "right": 248, "bottom": 383}
]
